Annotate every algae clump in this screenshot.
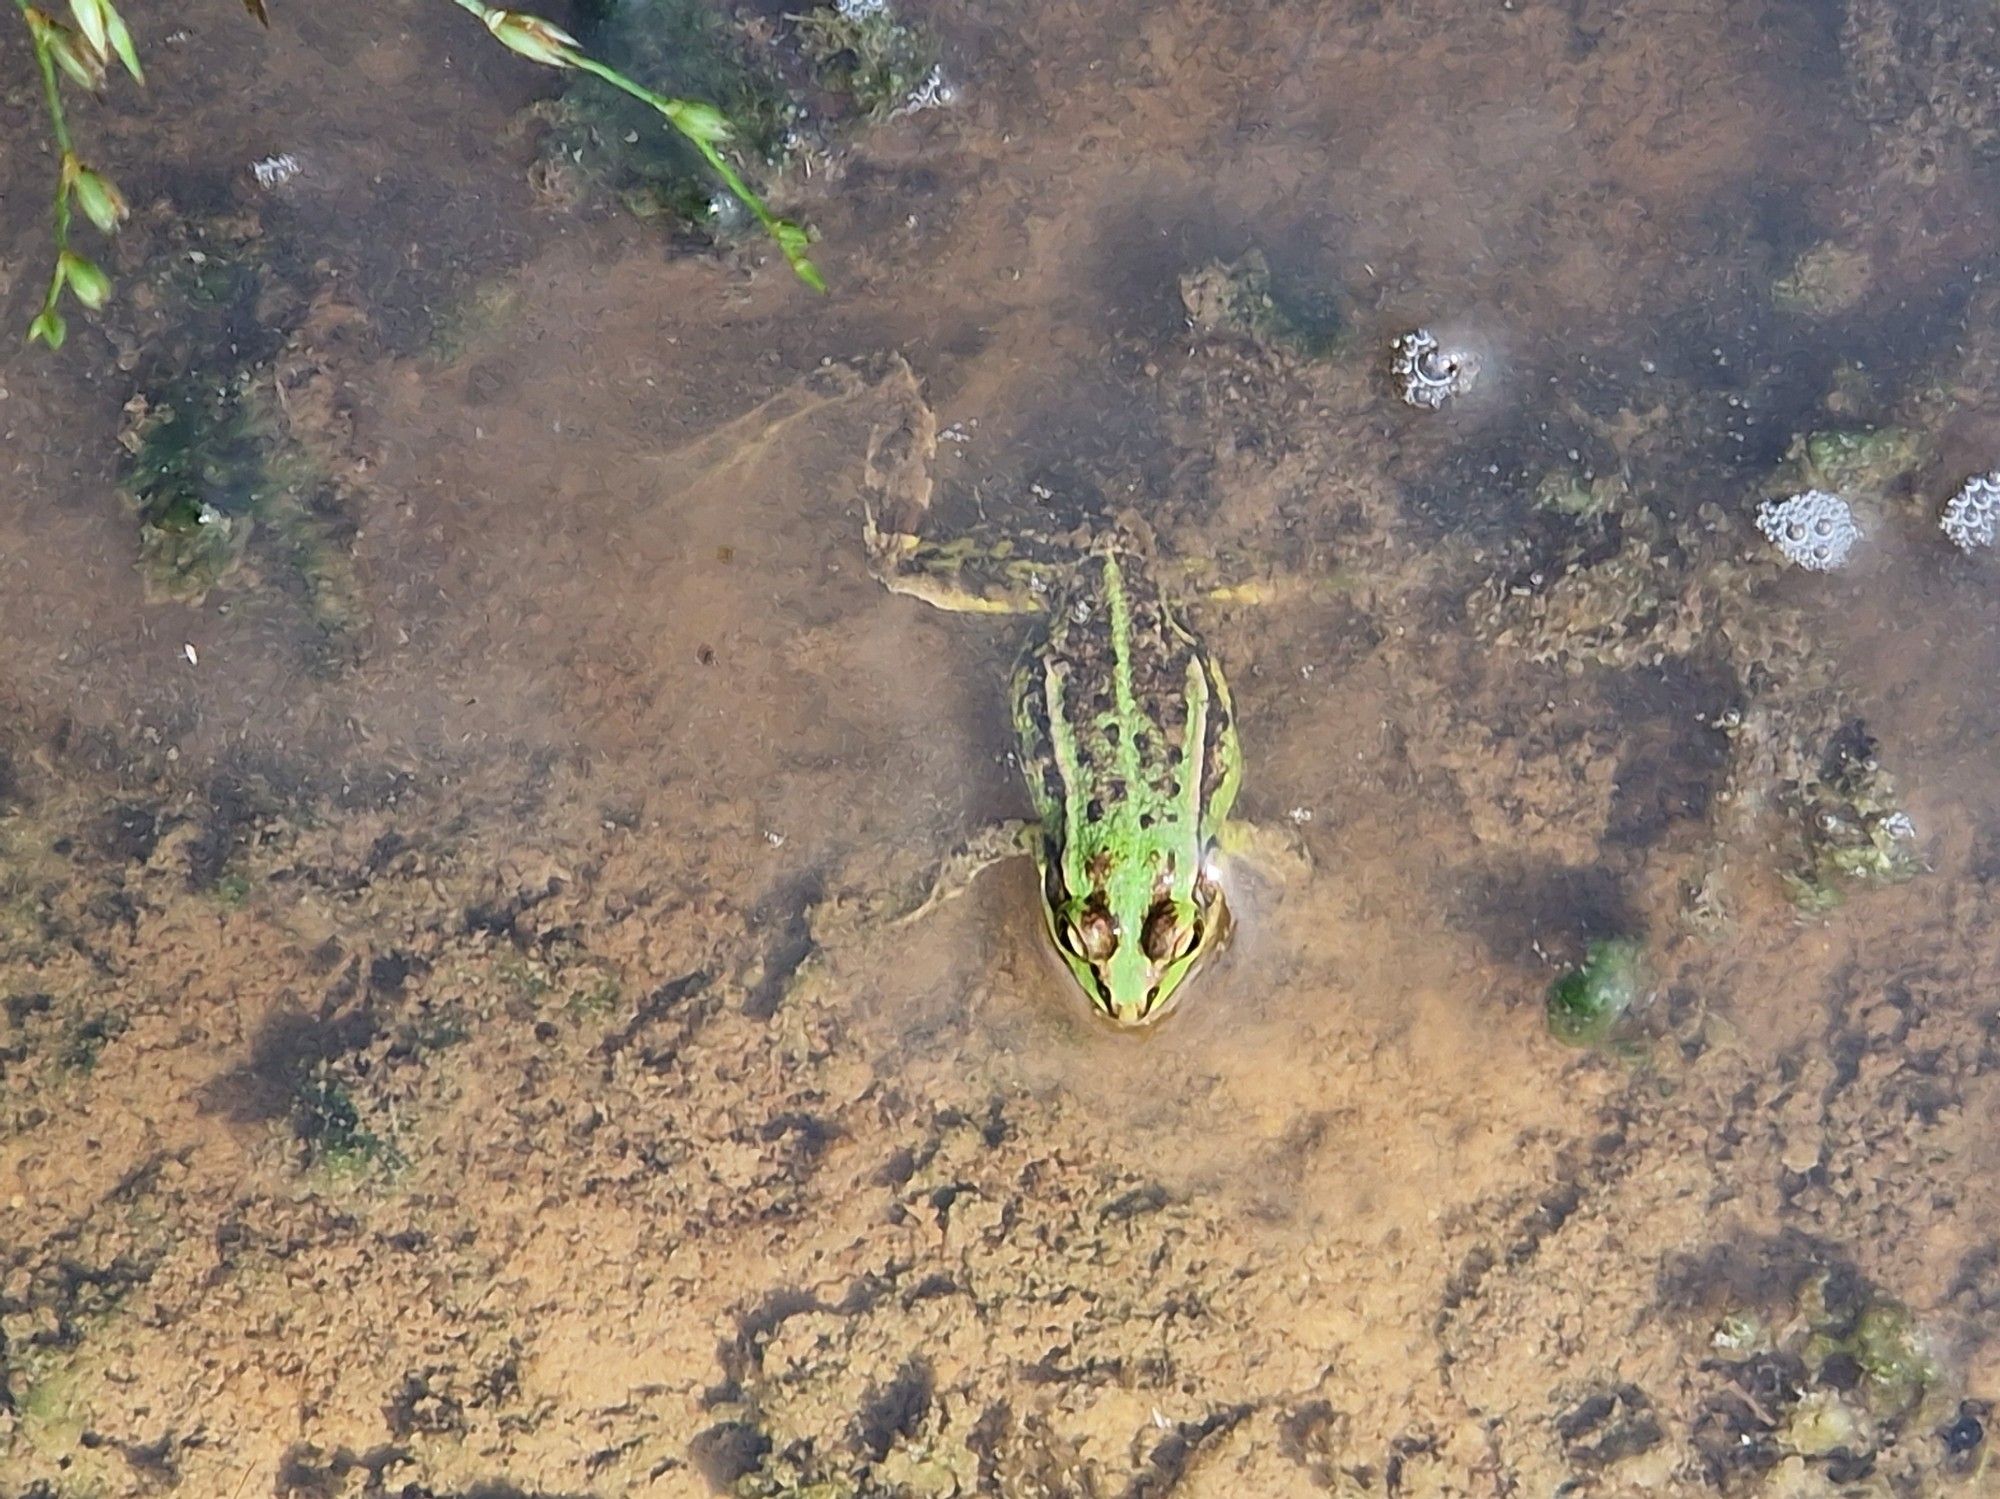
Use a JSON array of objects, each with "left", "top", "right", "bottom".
[
  {"left": 1546, "top": 939, "right": 1647, "bottom": 1046},
  {"left": 1179, "top": 250, "right": 1348, "bottom": 358},
  {"left": 1774, "top": 243, "right": 1875, "bottom": 317},
  {"left": 119, "top": 373, "right": 360, "bottom": 648},
  {"left": 1848, "top": 1299, "right": 1935, "bottom": 1417},
  {"left": 1790, "top": 425, "right": 1925, "bottom": 502},
  {"left": 292, "top": 1066, "right": 398, "bottom": 1174},
  {"left": 794, "top": 0, "right": 941, "bottom": 121},
  {"left": 1782, "top": 726, "right": 1919, "bottom": 911},
  {"left": 1800, "top": 1274, "right": 1937, "bottom": 1420},
  {"left": 1534, "top": 465, "right": 1626, "bottom": 520},
  {"left": 119, "top": 379, "right": 264, "bottom": 603}
]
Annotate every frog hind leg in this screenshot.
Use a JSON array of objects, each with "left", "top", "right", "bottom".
[
  {"left": 868, "top": 531, "right": 1065, "bottom": 616},
  {"left": 1156, "top": 546, "right": 1357, "bottom": 610},
  {"left": 885, "top": 819, "right": 1040, "bottom": 926}
]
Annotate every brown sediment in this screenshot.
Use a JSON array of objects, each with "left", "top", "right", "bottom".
[{"left": 4, "top": 0, "right": 2000, "bottom": 1493}]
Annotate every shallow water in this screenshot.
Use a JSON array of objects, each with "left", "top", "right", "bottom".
[{"left": 4, "top": 0, "right": 2000, "bottom": 1493}]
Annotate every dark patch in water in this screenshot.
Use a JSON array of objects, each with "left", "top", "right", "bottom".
[
  {"left": 688, "top": 1421, "right": 771, "bottom": 1487},
  {"left": 1601, "top": 660, "right": 1736, "bottom": 848},
  {"left": 200, "top": 1001, "right": 378, "bottom": 1124},
  {"left": 1655, "top": 1227, "right": 1851, "bottom": 1311},
  {"left": 97, "top": 803, "right": 162, "bottom": 864},
  {"left": 743, "top": 871, "right": 824, "bottom": 1019},
  {"left": 276, "top": 1445, "right": 576, "bottom": 1498},
  {"left": 1084, "top": 189, "right": 1248, "bottom": 341},
  {"left": 1450, "top": 860, "right": 1639, "bottom": 969},
  {"left": 384, "top": 1371, "right": 467, "bottom": 1438},
  {"left": 601, "top": 967, "right": 714, "bottom": 1060},
  {"left": 1127, "top": 1404, "right": 1254, "bottom": 1499},
  {"left": 854, "top": 1358, "right": 935, "bottom": 1461},
  {"left": 1393, "top": 396, "right": 1625, "bottom": 543},
  {"left": 760, "top": 1110, "right": 839, "bottom": 1179},
  {"left": 5, "top": 991, "right": 54, "bottom": 1027},
  {"left": 369, "top": 951, "right": 424, "bottom": 997},
  {"left": 185, "top": 767, "right": 297, "bottom": 890}
]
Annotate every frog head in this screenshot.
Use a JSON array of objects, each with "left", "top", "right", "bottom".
[{"left": 1043, "top": 857, "right": 1229, "bottom": 1026}]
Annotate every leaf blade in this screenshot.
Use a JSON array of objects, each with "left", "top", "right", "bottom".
[{"left": 100, "top": 2, "right": 143, "bottom": 84}]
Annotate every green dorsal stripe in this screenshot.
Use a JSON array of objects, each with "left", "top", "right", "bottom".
[
  {"left": 1102, "top": 555, "right": 1146, "bottom": 802},
  {"left": 1178, "top": 653, "right": 1209, "bottom": 856}
]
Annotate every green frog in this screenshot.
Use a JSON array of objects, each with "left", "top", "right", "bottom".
[{"left": 861, "top": 403, "right": 1308, "bottom": 1027}]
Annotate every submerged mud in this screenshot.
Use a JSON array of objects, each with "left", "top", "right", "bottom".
[{"left": 5, "top": 0, "right": 2000, "bottom": 1494}]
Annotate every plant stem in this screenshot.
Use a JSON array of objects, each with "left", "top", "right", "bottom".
[
  {"left": 445, "top": 0, "right": 823, "bottom": 289},
  {"left": 568, "top": 54, "right": 776, "bottom": 236},
  {"left": 19, "top": 1, "right": 75, "bottom": 325}
]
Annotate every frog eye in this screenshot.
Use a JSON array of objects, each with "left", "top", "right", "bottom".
[
  {"left": 1080, "top": 912, "right": 1119, "bottom": 962},
  {"left": 1061, "top": 907, "right": 1118, "bottom": 963},
  {"left": 1141, "top": 901, "right": 1200, "bottom": 963}
]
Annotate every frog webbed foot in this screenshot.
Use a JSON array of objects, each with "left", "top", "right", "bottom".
[{"left": 861, "top": 365, "right": 940, "bottom": 563}]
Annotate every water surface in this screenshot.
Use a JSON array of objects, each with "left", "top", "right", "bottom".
[{"left": 3, "top": 0, "right": 1998, "bottom": 1493}]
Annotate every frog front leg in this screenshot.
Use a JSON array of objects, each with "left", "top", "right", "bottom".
[
  {"left": 881, "top": 819, "right": 1041, "bottom": 926},
  {"left": 1211, "top": 817, "right": 1314, "bottom": 888}
]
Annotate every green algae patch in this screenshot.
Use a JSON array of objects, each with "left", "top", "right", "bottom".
[
  {"left": 120, "top": 379, "right": 265, "bottom": 603},
  {"left": 1774, "top": 243, "right": 1875, "bottom": 317},
  {"left": 1789, "top": 425, "right": 1926, "bottom": 503},
  {"left": 56, "top": 1009, "right": 129, "bottom": 1073},
  {"left": 103, "top": 215, "right": 368, "bottom": 668},
  {"left": 292, "top": 1066, "right": 401, "bottom": 1176},
  {"left": 422, "top": 276, "right": 524, "bottom": 365},
  {"left": 9, "top": 1359, "right": 121, "bottom": 1491},
  {"left": 1699, "top": 1265, "right": 1964, "bottom": 1486},
  {"left": 1534, "top": 466, "right": 1626, "bottom": 521},
  {"left": 119, "top": 372, "right": 361, "bottom": 650},
  {"left": 1800, "top": 1279, "right": 1938, "bottom": 1421}
]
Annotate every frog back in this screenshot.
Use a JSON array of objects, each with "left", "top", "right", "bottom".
[{"left": 1008, "top": 550, "right": 1242, "bottom": 866}]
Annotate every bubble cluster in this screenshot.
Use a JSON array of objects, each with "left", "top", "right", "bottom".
[
  {"left": 250, "top": 152, "right": 301, "bottom": 189},
  {"left": 893, "top": 65, "right": 957, "bottom": 116},
  {"left": 835, "top": 0, "right": 890, "bottom": 17},
  {"left": 1940, "top": 472, "right": 2000, "bottom": 553},
  {"left": 1392, "top": 329, "right": 1479, "bottom": 410},
  {"left": 1756, "top": 490, "right": 1860, "bottom": 572}
]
